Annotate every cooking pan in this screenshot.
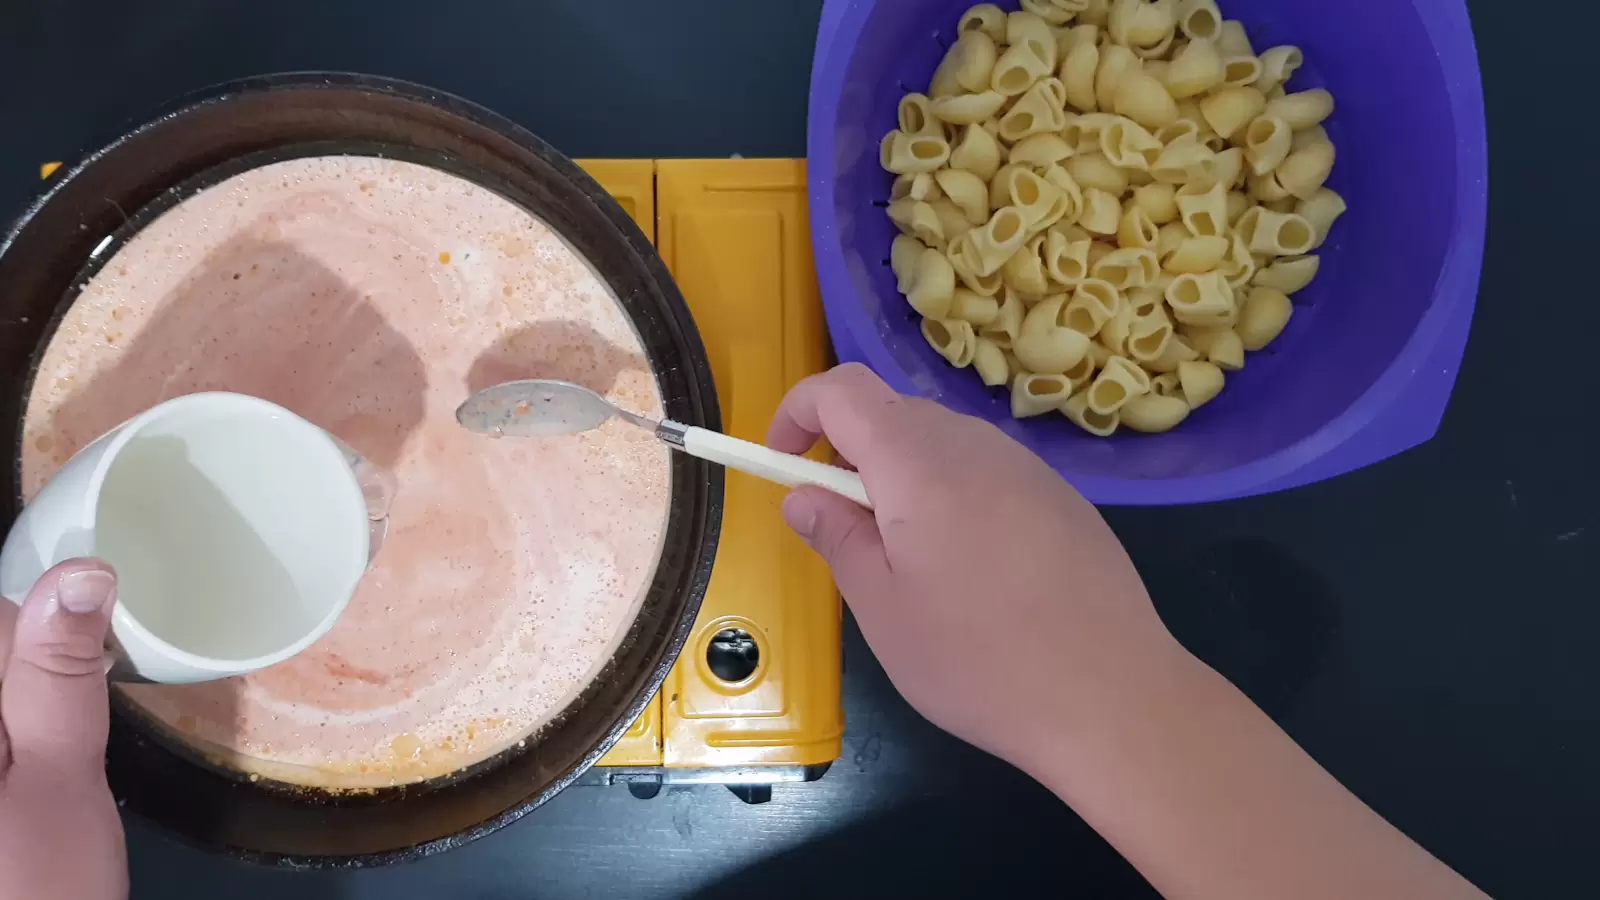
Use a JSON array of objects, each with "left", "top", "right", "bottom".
[{"left": 0, "top": 72, "right": 723, "bottom": 866}]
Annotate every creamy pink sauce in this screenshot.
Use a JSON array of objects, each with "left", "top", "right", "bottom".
[{"left": 21, "top": 156, "right": 671, "bottom": 788}]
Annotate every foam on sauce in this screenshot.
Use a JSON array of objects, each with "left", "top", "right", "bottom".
[{"left": 20, "top": 156, "right": 672, "bottom": 788}]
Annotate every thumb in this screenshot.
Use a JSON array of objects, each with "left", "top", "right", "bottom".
[
  {"left": 0, "top": 558, "right": 117, "bottom": 775},
  {"left": 781, "top": 487, "right": 891, "bottom": 599}
]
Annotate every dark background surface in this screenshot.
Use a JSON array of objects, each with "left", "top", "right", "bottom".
[{"left": 0, "top": 0, "right": 1590, "bottom": 897}]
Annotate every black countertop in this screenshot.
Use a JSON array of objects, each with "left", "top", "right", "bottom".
[{"left": 1, "top": 1, "right": 1592, "bottom": 897}]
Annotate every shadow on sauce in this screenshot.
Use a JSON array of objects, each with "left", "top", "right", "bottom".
[{"left": 466, "top": 319, "right": 648, "bottom": 399}]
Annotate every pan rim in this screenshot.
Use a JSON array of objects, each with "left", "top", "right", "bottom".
[{"left": 2, "top": 71, "right": 724, "bottom": 867}]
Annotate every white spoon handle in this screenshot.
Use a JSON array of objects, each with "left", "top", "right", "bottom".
[{"left": 675, "top": 425, "right": 872, "bottom": 510}]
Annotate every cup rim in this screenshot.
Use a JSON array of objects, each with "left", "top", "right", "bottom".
[{"left": 89, "top": 391, "right": 370, "bottom": 674}]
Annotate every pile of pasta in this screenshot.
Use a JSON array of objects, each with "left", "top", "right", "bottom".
[{"left": 881, "top": 0, "right": 1344, "bottom": 436}]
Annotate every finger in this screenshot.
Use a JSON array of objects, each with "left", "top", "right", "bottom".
[
  {"left": 782, "top": 486, "right": 892, "bottom": 601},
  {"left": 0, "top": 559, "right": 117, "bottom": 776},
  {"left": 766, "top": 363, "right": 903, "bottom": 460}
]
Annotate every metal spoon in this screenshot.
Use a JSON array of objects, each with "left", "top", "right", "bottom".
[{"left": 456, "top": 379, "right": 872, "bottom": 509}]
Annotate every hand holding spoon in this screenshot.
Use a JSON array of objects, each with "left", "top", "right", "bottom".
[{"left": 456, "top": 379, "right": 872, "bottom": 509}]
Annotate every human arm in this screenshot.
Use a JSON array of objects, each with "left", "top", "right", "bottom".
[
  {"left": 1025, "top": 642, "right": 1485, "bottom": 900},
  {"left": 767, "top": 363, "right": 1488, "bottom": 900},
  {"left": 0, "top": 559, "right": 128, "bottom": 900}
]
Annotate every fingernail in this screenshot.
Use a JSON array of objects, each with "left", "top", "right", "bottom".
[
  {"left": 782, "top": 493, "right": 818, "bottom": 539},
  {"left": 57, "top": 569, "right": 116, "bottom": 615}
]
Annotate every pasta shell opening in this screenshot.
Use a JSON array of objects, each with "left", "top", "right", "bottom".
[
  {"left": 1181, "top": 4, "right": 1220, "bottom": 40},
  {"left": 995, "top": 61, "right": 1037, "bottom": 95},
  {"left": 1080, "top": 281, "right": 1119, "bottom": 312},
  {"left": 1245, "top": 116, "right": 1281, "bottom": 150},
  {"left": 1129, "top": 210, "right": 1159, "bottom": 246},
  {"left": 922, "top": 318, "right": 977, "bottom": 366},
  {"left": 1219, "top": 246, "right": 1252, "bottom": 286},
  {"left": 1090, "top": 381, "right": 1127, "bottom": 412},
  {"left": 1062, "top": 301, "right": 1102, "bottom": 335},
  {"left": 1136, "top": 250, "right": 1160, "bottom": 282},
  {"left": 1274, "top": 216, "right": 1314, "bottom": 254},
  {"left": 898, "top": 95, "right": 934, "bottom": 136},
  {"left": 1013, "top": 174, "right": 1042, "bottom": 208},
  {"left": 1064, "top": 353, "right": 1096, "bottom": 381},
  {"left": 1028, "top": 375, "right": 1070, "bottom": 397},
  {"left": 1044, "top": 230, "right": 1090, "bottom": 284},
  {"left": 1002, "top": 112, "right": 1037, "bottom": 141},
  {"left": 910, "top": 137, "right": 949, "bottom": 164},
  {"left": 1223, "top": 57, "right": 1263, "bottom": 87},
  {"left": 991, "top": 209, "right": 1024, "bottom": 244},
  {"left": 1081, "top": 406, "right": 1117, "bottom": 432},
  {"left": 1169, "top": 276, "right": 1203, "bottom": 309},
  {"left": 1129, "top": 322, "right": 1174, "bottom": 361},
  {"left": 959, "top": 3, "right": 1006, "bottom": 40}
]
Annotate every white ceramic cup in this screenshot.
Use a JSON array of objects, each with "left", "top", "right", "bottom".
[{"left": 0, "top": 392, "right": 379, "bottom": 684}]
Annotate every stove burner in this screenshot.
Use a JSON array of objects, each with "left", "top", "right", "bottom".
[{"left": 706, "top": 628, "right": 760, "bottom": 683}]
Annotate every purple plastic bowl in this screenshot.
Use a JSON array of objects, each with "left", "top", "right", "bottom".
[{"left": 807, "top": 0, "right": 1488, "bottom": 505}]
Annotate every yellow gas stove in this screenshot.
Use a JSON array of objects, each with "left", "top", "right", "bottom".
[
  {"left": 38, "top": 157, "right": 845, "bottom": 802},
  {"left": 574, "top": 159, "right": 842, "bottom": 802}
]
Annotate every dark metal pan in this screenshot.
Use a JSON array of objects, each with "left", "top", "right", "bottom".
[{"left": 0, "top": 72, "right": 722, "bottom": 866}]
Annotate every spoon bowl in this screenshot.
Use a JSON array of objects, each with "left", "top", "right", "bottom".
[
  {"left": 458, "top": 379, "right": 873, "bottom": 509},
  {"left": 455, "top": 379, "right": 644, "bottom": 437}
]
